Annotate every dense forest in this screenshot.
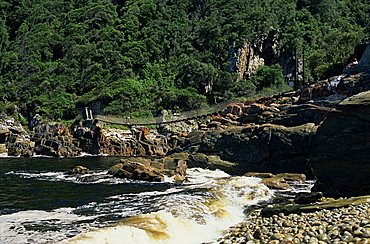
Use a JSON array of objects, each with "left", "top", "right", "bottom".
[{"left": 0, "top": 0, "right": 369, "bottom": 122}]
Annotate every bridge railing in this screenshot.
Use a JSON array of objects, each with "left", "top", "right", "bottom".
[{"left": 94, "top": 99, "right": 245, "bottom": 126}]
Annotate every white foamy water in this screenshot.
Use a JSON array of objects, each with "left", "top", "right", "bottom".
[
  {"left": 0, "top": 168, "right": 273, "bottom": 244},
  {"left": 67, "top": 169, "right": 272, "bottom": 244},
  {"left": 5, "top": 170, "right": 133, "bottom": 184}
]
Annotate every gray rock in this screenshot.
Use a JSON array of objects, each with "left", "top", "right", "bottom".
[{"left": 311, "top": 91, "right": 370, "bottom": 197}]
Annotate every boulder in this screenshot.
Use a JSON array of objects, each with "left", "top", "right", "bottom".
[
  {"left": 298, "top": 81, "right": 330, "bottom": 103},
  {"left": 224, "top": 103, "right": 243, "bottom": 116},
  {"left": 68, "top": 166, "right": 90, "bottom": 175},
  {"left": 108, "top": 160, "right": 165, "bottom": 182},
  {"left": 173, "top": 174, "right": 187, "bottom": 184},
  {"left": 275, "top": 173, "right": 306, "bottom": 182},
  {"left": 310, "top": 91, "right": 370, "bottom": 197},
  {"left": 271, "top": 104, "right": 333, "bottom": 127},
  {"left": 261, "top": 177, "right": 290, "bottom": 190}
]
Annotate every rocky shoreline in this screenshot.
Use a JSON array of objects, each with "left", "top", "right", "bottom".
[
  {"left": 217, "top": 199, "right": 370, "bottom": 243},
  {"left": 0, "top": 72, "right": 369, "bottom": 242},
  {"left": 1, "top": 72, "right": 370, "bottom": 191}
]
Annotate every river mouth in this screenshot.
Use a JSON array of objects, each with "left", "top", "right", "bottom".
[{"left": 0, "top": 157, "right": 312, "bottom": 243}]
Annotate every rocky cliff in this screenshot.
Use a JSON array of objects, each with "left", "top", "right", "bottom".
[
  {"left": 356, "top": 42, "right": 370, "bottom": 73},
  {"left": 310, "top": 90, "right": 370, "bottom": 197}
]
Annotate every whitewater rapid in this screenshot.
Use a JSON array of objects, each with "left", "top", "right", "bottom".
[
  {"left": 66, "top": 169, "right": 272, "bottom": 244},
  {"left": 0, "top": 168, "right": 273, "bottom": 244}
]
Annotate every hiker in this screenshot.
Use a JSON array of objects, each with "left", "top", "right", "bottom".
[{"left": 346, "top": 58, "right": 358, "bottom": 69}]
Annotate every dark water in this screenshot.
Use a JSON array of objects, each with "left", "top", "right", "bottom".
[
  {"left": 0, "top": 157, "right": 171, "bottom": 214},
  {"left": 0, "top": 156, "right": 313, "bottom": 243},
  {"left": 0, "top": 156, "right": 181, "bottom": 243}
]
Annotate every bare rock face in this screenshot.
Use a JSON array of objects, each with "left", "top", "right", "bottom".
[
  {"left": 235, "top": 41, "right": 265, "bottom": 80},
  {"left": 310, "top": 91, "right": 370, "bottom": 197},
  {"left": 6, "top": 134, "right": 34, "bottom": 157},
  {"left": 355, "top": 42, "right": 370, "bottom": 73},
  {"left": 79, "top": 126, "right": 170, "bottom": 157},
  {"left": 192, "top": 123, "right": 317, "bottom": 176}
]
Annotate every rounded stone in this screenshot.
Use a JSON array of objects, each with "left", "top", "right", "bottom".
[
  {"left": 270, "top": 233, "right": 284, "bottom": 240},
  {"left": 316, "top": 234, "right": 329, "bottom": 241},
  {"left": 329, "top": 229, "right": 340, "bottom": 238},
  {"left": 246, "top": 232, "right": 254, "bottom": 241},
  {"left": 363, "top": 228, "right": 370, "bottom": 238},
  {"left": 354, "top": 228, "right": 364, "bottom": 237},
  {"left": 341, "top": 231, "right": 354, "bottom": 242},
  {"left": 309, "top": 237, "right": 319, "bottom": 244}
]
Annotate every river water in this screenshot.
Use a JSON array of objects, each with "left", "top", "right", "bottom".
[{"left": 0, "top": 156, "right": 310, "bottom": 244}]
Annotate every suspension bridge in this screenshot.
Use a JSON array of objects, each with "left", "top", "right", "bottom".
[{"left": 93, "top": 99, "right": 245, "bottom": 126}]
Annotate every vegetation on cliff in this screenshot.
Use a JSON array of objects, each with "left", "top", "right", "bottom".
[{"left": 0, "top": 0, "right": 368, "bottom": 121}]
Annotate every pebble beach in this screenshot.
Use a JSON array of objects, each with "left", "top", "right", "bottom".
[{"left": 217, "top": 203, "right": 370, "bottom": 243}]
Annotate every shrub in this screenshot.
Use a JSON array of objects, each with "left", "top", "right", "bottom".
[{"left": 251, "top": 64, "right": 286, "bottom": 91}]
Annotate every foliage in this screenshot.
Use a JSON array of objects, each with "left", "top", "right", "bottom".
[
  {"left": 0, "top": 0, "right": 368, "bottom": 122},
  {"left": 251, "top": 64, "right": 286, "bottom": 91}
]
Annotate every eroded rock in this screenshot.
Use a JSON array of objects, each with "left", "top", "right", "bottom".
[
  {"left": 108, "top": 160, "right": 165, "bottom": 182},
  {"left": 310, "top": 90, "right": 370, "bottom": 197}
]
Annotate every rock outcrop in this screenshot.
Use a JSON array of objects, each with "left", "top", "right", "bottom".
[
  {"left": 185, "top": 123, "right": 317, "bottom": 176},
  {"left": 108, "top": 159, "right": 165, "bottom": 182},
  {"left": 310, "top": 90, "right": 370, "bottom": 197},
  {"left": 261, "top": 195, "right": 370, "bottom": 217},
  {"left": 244, "top": 172, "right": 306, "bottom": 190},
  {"left": 355, "top": 42, "right": 370, "bottom": 73},
  {"left": 236, "top": 41, "right": 265, "bottom": 80},
  {"left": 6, "top": 134, "right": 34, "bottom": 157},
  {"left": 78, "top": 125, "right": 170, "bottom": 157},
  {"left": 33, "top": 124, "right": 81, "bottom": 157}
]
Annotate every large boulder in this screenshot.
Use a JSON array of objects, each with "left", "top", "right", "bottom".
[
  {"left": 261, "top": 177, "right": 290, "bottom": 190},
  {"left": 108, "top": 159, "right": 165, "bottom": 182},
  {"left": 310, "top": 91, "right": 370, "bottom": 197}
]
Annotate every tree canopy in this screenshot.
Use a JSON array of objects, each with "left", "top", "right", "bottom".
[{"left": 0, "top": 0, "right": 368, "bottom": 121}]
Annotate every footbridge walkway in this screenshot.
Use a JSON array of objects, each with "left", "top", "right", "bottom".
[{"left": 94, "top": 99, "right": 245, "bottom": 126}]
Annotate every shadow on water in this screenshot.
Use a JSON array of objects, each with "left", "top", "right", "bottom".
[{"left": 0, "top": 157, "right": 171, "bottom": 213}]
